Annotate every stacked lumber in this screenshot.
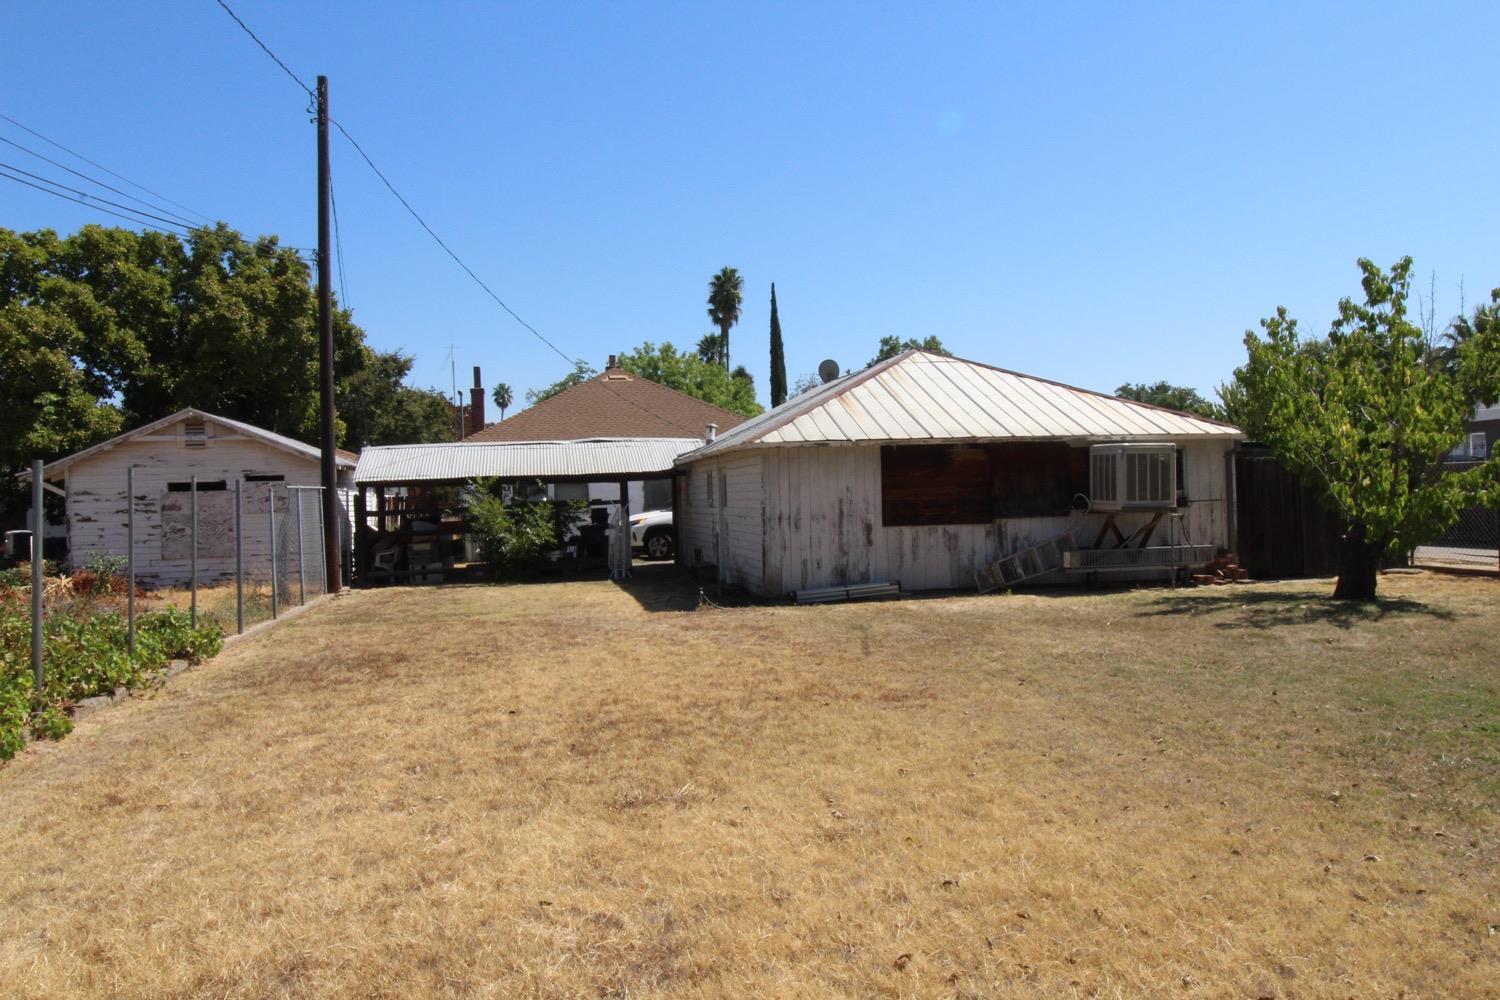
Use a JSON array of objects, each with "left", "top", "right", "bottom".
[{"left": 1191, "top": 552, "right": 1251, "bottom": 586}]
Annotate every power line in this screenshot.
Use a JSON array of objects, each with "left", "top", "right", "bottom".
[
  {"left": 0, "top": 133, "right": 205, "bottom": 229},
  {"left": 0, "top": 163, "right": 318, "bottom": 260},
  {"left": 0, "top": 166, "right": 192, "bottom": 236},
  {"left": 328, "top": 120, "right": 576, "bottom": 368},
  {"left": 0, "top": 110, "right": 212, "bottom": 224},
  {"left": 330, "top": 163, "right": 349, "bottom": 307},
  {"left": 213, "top": 0, "right": 314, "bottom": 97},
  {"left": 0, "top": 159, "right": 200, "bottom": 233},
  {"left": 208, "top": 0, "right": 705, "bottom": 437}
]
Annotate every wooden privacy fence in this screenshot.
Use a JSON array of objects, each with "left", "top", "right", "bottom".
[{"left": 1233, "top": 448, "right": 1342, "bottom": 579}]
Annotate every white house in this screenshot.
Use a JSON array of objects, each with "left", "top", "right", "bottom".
[
  {"left": 673, "top": 349, "right": 1244, "bottom": 596},
  {"left": 31, "top": 409, "right": 356, "bottom": 588}
]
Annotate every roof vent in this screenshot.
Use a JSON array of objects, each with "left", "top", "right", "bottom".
[
  {"left": 705, "top": 423, "right": 718, "bottom": 444},
  {"left": 183, "top": 418, "right": 207, "bottom": 447},
  {"left": 818, "top": 359, "right": 840, "bottom": 384}
]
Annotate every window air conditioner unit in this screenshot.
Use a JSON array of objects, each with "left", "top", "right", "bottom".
[{"left": 1089, "top": 443, "right": 1176, "bottom": 512}]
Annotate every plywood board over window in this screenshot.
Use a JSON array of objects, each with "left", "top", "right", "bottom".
[
  {"left": 881, "top": 445, "right": 992, "bottom": 525},
  {"left": 990, "top": 442, "right": 1088, "bottom": 517},
  {"left": 882, "top": 442, "right": 1089, "bottom": 526},
  {"left": 161, "top": 491, "right": 235, "bottom": 560}
]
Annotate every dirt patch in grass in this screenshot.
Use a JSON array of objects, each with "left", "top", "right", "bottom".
[{"left": 0, "top": 570, "right": 1496, "bottom": 997}]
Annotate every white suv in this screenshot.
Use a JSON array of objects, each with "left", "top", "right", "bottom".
[{"left": 628, "top": 509, "right": 674, "bottom": 560}]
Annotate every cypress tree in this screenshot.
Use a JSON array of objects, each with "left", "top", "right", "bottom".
[{"left": 769, "top": 283, "right": 787, "bottom": 407}]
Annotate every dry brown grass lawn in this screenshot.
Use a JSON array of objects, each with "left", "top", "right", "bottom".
[{"left": 1, "top": 570, "right": 1496, "bottom": 998}]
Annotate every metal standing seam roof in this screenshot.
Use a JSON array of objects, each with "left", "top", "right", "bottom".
[
  {"left": 678, "top": 350, "right": 1243, "bottom": 463},
  {"left": 30, "top": 408, "right": 357, "bottom": 480},
  {"left": 353, "top": 437, "right": 704, "bottom": 484}
]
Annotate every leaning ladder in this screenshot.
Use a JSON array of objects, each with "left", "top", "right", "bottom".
[{"left": 974, "top": 528, "right": 1078, "bottom": 594}]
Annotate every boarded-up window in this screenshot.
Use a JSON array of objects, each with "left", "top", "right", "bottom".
[
  {"left": 161, "top": 490, "right": 235, "bottom": 560},
  {"left": 883, "top": 443, "right": 1089, "bottom": 525},
  {"left": 881, "top": 445, "right": 993, "bottom": 525},
  {"left": 990, "top": 443, "right": 1087, "bottom": 517}
]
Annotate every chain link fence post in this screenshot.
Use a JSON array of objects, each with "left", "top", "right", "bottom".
[
  {"left": 269, "top": 483, "right": 279, "bottom": 620},
  {"left": 126, "top": 465, "right": 136, "bottom": 655},
  {"left": 234, "top": 479, "right": 245, "bottom": 635},
  {"left": 189, "top": 473, "right": 198, "bottom": 628},
  {"left": 294, "top": 487, "right": 305, "bottom": 606},
  {"left": 30, "top": 459, "right": 44, "bottom": 703}
]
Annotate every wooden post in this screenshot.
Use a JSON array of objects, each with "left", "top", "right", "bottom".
[{"left": 354, "top": 487, "right": 369, "bottom": 585}]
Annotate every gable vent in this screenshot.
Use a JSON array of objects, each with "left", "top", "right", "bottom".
[{"left": 183, "top": 419, "right": 207, "bottom": 447}]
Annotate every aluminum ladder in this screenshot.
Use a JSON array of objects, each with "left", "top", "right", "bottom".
[{"left": 974, "top": 528, "right": 1078, "bottom": 594}]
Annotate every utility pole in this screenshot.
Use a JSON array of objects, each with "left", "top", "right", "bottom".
[{"left": 317, "top": 75, "right": 342, "bottom": 592}]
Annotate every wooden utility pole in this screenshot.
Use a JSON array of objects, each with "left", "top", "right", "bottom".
[{"left": 316, "top": 75, "right": 342, "bottom": 592}]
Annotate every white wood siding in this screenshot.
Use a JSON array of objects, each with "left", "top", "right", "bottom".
[
  {"left": 687, "top": 439, "right": 1236, "bottom": 596},
  {"left": 64, "top": 436, "right": 334, "bottom": 588}
]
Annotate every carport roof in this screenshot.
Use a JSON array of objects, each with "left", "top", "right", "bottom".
[{"left": 354, "top": 437, "right": 702, "bottom": 485}]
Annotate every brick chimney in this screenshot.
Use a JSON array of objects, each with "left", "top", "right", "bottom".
[{"left": 468, "top": 366, "right": 485, "bottom": 435}]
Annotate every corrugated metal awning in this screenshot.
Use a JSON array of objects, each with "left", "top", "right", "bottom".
[
  {"left": 354, "top": 438, "right": 702, "bottom": 485},
  {"left": 680, "top": 350, "right": 1243, "bottom": 463}
]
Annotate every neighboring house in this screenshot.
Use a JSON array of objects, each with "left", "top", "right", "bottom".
[
  {"left": 29, "top": 409, "right": 356, "bottom": 587},
  {"left": 674, "top": 349, "right": 1244, "bottom": 595},
  {"left": 1451, "top": 403, "right": 1498, "bottom": 460},
  {"left": 464, "top": 356, "right": 748, "bottom": 513}
]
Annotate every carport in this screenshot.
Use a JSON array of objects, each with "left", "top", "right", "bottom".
[{"left": 351, "top": 437, "right": 700, "bottom": 584}]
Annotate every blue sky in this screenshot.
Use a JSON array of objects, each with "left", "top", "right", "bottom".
[{"left": 4, "top": 2, "right": 1496, "bottom": 413}]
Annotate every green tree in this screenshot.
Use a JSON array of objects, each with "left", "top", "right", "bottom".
[
  {"left": 1229, "top": 257, "right": 1500, "bottom": 600},
  {"left": 870, "top": 335, "right": 949, "bottom": 365},
  {"left": 491, "top": 382, "right": 513, "bottom": 421},
  {"left": 0, "top": 223, "right": 449, "bottom": 495},
  {"left": 769, "top": 283, "right": 787, "bottom": 407},
  {"left": 1438, "top": 287, "right": 1500, "bottom": 405},
  {"left": 1114, "top": 381, "right": 1218, "bottom": 418},
  {"left": 617, "top": 341, "right": 763, "bottom": 418},
  {"left": 338, "top": 348, "right": 456, "bottom": 448},
  {"left": 790, "top": 372, "right": 823, "bottom": 397},
  {"left": 526, "top": 359, "right": 597, "bottom": 405},
  {"left": 696, "top": 333, "right": 722, "bottom": 365},
  {"left": 706, "top": 266, "right": 743, "bottom": 367}
]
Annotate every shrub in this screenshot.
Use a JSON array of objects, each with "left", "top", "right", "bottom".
[
  {"left": 466, "top": 479, "right": 587, "bottom": 579},
  {"left": 0, "top": 598, "right": 223, "bottom": 761}
]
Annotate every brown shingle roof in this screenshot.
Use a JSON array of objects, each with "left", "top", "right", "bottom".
[{"left": 464, "top": 367, "right": 749, "bottom": 443}]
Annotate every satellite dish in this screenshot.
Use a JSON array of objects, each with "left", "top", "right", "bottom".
[{"left": 817, "top": 359, "right": 840, "bottom": 384}]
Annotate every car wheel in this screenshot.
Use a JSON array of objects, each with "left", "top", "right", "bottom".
[{"left": 643, "top": 528, "right": 674, "bottom": 560}]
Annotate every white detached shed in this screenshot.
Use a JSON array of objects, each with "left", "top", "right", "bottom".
[
  {"left": 674, "top": 350, "right": 1244, "bottom": 596},
  {"left": 34, "top": 409, "right": 356, "bottom": 588}
]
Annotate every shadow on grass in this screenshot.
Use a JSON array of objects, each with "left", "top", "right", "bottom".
[
  {"left": 611, "top": 564, "right": 703, "bottom": 612},
  {"left": 1139, "top": 589, "right": 1457, "bottom": 630}
]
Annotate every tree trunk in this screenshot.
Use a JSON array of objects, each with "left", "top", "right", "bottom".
[
  {"left": 720, "top": 321, "right": 731, "bottom": 368},
  {"left": 1332, "top": 524, "right": 1381, "bottom": 600}
]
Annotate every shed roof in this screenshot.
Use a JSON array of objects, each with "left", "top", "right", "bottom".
[
  {"left": 355, "top": 437, "right": 702, "bottom": 485},
  {"left": 32, "top": 408, "right": 358, "bottom": 481},
  {"left": 679, "top": 350, "right": 1242, "bottom": 463},
  {"left": 464, "top": 363, "right": 748, "bottom": 442}
]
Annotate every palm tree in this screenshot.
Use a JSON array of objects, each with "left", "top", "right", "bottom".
[
  {"left": 492, "top": 382, "right": 513, "bottom": 421},
  {"left": 706, "top": 266, "right": 744, "bottom": 367}
]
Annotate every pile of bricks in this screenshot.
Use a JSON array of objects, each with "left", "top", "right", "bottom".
[{"left": 1191, "top": 552, "right": 1250, "bottom": 585}]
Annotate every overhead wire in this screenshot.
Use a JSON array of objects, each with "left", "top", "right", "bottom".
[
  {"left": 211, "top": 0, "right": 710, "bottom": 438},
  {"left": 0, "top": 133, "right": 206, "bottom": 229},
  {"left": 0, "top": 110, "right": 213, "bottom": 224},
  {"left": 0, "top": 159, "right": 202, "bottom": 234},
  {"left": 0, "top": 165, "right": 194, "bottom": 236},
  {"left": 330, "top": 162, "right": 349, "bottom": 307}
]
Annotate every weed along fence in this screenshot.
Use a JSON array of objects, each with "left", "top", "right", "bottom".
[{"left": 2, "top": 461, "right": 351, "bottom": 760}]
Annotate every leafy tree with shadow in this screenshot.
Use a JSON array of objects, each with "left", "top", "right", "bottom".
[{"left": 1229, "top": 256, "right": 1500, "bottom": 600}]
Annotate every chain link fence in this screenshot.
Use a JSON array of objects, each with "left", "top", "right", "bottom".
[{"left": 1411, "top": 461, "right": 1499, "bottom": 570}]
